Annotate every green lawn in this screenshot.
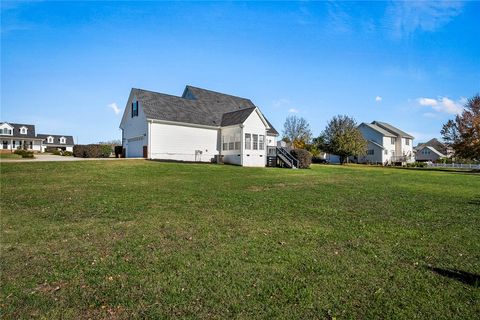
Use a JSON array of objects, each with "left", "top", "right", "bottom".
[
  {"left": 1, "top": 161, "right": 479, "bottom": 319},
  {"left": 0, "top": 153, "right": 22, "bottom": 159}
]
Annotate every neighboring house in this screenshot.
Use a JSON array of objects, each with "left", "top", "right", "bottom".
[
  {"left": 119, "top": 85, "right": 279, "bottom": 167},
  {"left": 0, "top": 122, "right": 43, "bottom": 152},
  {"left": 415, "top": 145, "right": 446, "bottom": 162},
  {"left": 37, "top": 134, "right": 75, "bottom": 152},
  {"left": 0, "top": 122, "right": 73, "bottom": 153},
  {"left": 357, "top": 121, "right": 414, "bottom": 164},
  {"left": 414, "top": 138, "right": 452, "bottom": 162}
]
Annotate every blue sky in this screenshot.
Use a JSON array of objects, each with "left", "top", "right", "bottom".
[{"left": 1, "top": 1, "right": 479, "bottom": 144}]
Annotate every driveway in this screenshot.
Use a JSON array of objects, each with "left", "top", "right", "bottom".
[{"left": 0, "top": 154, "right": 143, "bottom": 162}]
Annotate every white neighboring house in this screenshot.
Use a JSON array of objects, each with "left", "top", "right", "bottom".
[
  {"left": 357, "top": 121, "right": 414, "bottom": 164},
  {"left": 37, "top": 134, "right": 75, "bottom": 152},
  {"left": 0, "top": 122, "right": 43, "bottom": 152},
  {"left": 119, "top": 85, "right": 279, "bottom": 167},
  {"left": 0, "top": 122, "right": 73, "bottom": 153},
  {"left": 415, "top": 146, "right": 446, "bottom": 162}
]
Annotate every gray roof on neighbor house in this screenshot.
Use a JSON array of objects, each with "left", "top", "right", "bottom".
[
  {"left": 415, "top": 138, "right": 446, "bottom": 152},
  {"left": 37, "top": 134, "right": 74, "bottom": 145},
  {"left": 132, "top": 86, "right": 278, "bottom": 135},
  {"left": 372, "top": 121, "right": 414, "bottom": 139},
  {"left": 418, "top": 145, "right": 446, "bottom": 157},
  {"left": 360, "top": 122, "right": 396, "bottom": 137},
  {"left": 0, "top": 122, "right": 39, "bottom": 139}
]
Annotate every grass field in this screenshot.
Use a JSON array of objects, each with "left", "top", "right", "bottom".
[{"left": 1, "top": 161, "right": 479, "bottom": 319}]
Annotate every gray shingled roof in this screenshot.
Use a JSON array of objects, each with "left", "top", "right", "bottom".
[
  {"left": 221, "top": 108, "right": 255, "bottom": 126},
  {"left": 132, "top": 86, "right": 278, "bottom": 135},
  {"left": 360, "top": 122, "right": 396, "bottom": 137},
  {"left": 37, "top": 134, "right": 74, "bottom": 146},
  {"left": 372, "top": 121, "right": 414, "bottom": 139},
  {"left": 0, "top": 122, "right": 39, "bottom": 139}
]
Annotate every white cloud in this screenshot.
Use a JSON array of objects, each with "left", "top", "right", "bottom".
[
  {"left": 108, "top": 102, "right": 121, "bottom": 115},
  {"left": 418, "top": 98, "right": 438, "bottom": 106},
  {"left": 417, "top": 97, "right": 464, "bottom": 115},
  {"left": 375, "top": 96, "right": 382, "bottom": 102},
  {"left": 288, "top": 108, "right": 299, "bottom": 113},
  {"left": 385, "top": 1, "right": 464, "bottom": 38}
]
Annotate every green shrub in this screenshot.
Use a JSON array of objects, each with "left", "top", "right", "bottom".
[
  {"left": 99, "top": 144, "right": 113, "bottom": 158},
  {"left": 73, "top": 144, "right": 112, "bottom": 158},
  {"left": 63, "top": 151, "right": 73, "bottom": 156},
  {"left": 18, "top": 151, "right": 34, "bottom": 158},
  {"left": 52, "top": 149, "right": 61, "bottom": 155},
  {"left": 290, "top": 149, "right": 312, "bottom": 169},
  {"left": 407, "top": 162, "right": 427, "bottom": 168},
  {"left": 13, "top": 149, "right": 26, "bottom": 156}
]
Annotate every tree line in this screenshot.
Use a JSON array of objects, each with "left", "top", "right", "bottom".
[{"left": 282, "top": 94, "right": 480, "bottom": 164}]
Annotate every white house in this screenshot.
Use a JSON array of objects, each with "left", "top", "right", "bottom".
[
  {"left": 119, "top": 85, "right": 280, "bottom": 167},
  {"left": 357, "top": 121, "right": 414, "bottom": 165},
  {"left": 0, "top": 122, "right": 74, "bottom": 153},
  {"left": 37, "top": 134, "right": 75, "bottom": 152}
]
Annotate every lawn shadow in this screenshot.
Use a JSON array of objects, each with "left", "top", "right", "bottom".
[
  {"left": 427, "top": 266, "right": 480, "bottom": 287},
  {"left": 389, "top": 166, "right": 480, "bottom": 175},
  {"left": 468, "top": 197, "right": 480, "bottom": 205}
]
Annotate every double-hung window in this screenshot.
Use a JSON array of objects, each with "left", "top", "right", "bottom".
[
  {"left": 367, "top": 149, "right": 374, "bottom": 155},
  {"left": 234, "top": 134, "right": 241, "bottom": 150},
  {"left": 259, "top": 135, "right": 265, "bottom": 150},
  {"left": 222, "top": 136, "right": 228, "bottom": 151},
  {"left": 405, "top": 138, "right": 410, "bottom": 146},
  {"left": 391, "top": 137, "right": 395, "bottom": 145},
  {"left": 228, "top": 137, "right": 234, "bottom": 151},
  {"left": 245, "top": 133, "right": 251, "bottom": 150},
  {"left": 252, "top": 134, "right": 258, "bottom": 150}
]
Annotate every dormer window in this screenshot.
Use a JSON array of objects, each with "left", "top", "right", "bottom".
[
  {"left": 0, "top": 123, "right": 14, "bottom": 135},
  {"left": 47, "top": 136, "right": 54, "bottom": 143},
  {"left": 131, "top": 100, "right": 139, "bottom": 117},
  {"left": 59, "top": 137, "right": 66, "bottom": 144},
  {"left": 20, "top": 126, "right": 28, "bottom": 134}
]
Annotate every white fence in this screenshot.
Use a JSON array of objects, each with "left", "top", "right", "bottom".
[{"left": 427, "top": 163, "right": 480, "bottom": 169}]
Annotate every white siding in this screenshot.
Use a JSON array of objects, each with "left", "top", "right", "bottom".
[
  {"left": 149, "top": 122, "right": 218, "bottom": 162},
  {"left": 121, "top": 95, "right": 148, "bottom": 158},
  {"left": 242, "top": 110, "right": 268, "bottom": 167},
  {"left": 358, "top": 141, "right": 384, "bottom": 163},
  {"left": 221, "top": 126, "right": 242, "bottom": 165}
]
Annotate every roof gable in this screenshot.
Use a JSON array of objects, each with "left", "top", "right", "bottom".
[
  {"left": 359, "top": 122, "right": 396, "bottom": 137},
  {"left": 124, "top": 86, "right": 278, "bottom": 134},
  {"left": 372, "top": 121, "right": 414, "bottom": 139},
  {"left": 0, "top": 122, "right": 36, "bottom": 138}
]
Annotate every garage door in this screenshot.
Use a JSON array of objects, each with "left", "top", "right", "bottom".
[{"left": 127, "top": 137, "right": 143, "bottom": 158}]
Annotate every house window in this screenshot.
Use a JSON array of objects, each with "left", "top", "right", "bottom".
[
  {"left": 29, "top": 141, "right": 33, "bottom": 149},
  {"left": 391, "top": 137, "right": 396, "bottom": 145},
  {"left": 131, "top": 100, "right": 139, "bottom": 117},
  {"left": 228, "top": 137, "right": 234, "bottom": 150},
  {"left": 367, "top": 149, "right": 374, "bottom": 155},
  {"left": 384, "top": 150, "right": 388, "bottom": 155},
  {"left": 405, "top": 138, "right": 410, "bottom": 146},
  {"left": 234, "top": 134, "right": 241, "bottom": 150},
  {"left": 222, "top": 136, "right": 228, "bottom": 151},
  {"left": 13, "top": 141, "right": 16, "bottom": 148},
  {"left": 20, "top": 127, "right": 27, "bottom": 134},
  {"left": 60, "top": 137, "right": 66, "bottom": 144},
  {"left": 252, "top": 134, "right": 258, "bottom": 150},
  {"left": 0, "top": 128, "right": 13, "bottom": 135},
  {"left": 47, "top": 137, "right": 54, "bottom": 143},
  {"left": 259, "top": 135, "right": 265, "bottom": 150},
  {"left": 245, "top": 133, "right": 251, "bottom": 150}
]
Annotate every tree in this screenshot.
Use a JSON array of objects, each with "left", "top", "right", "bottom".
[
  {"left": 282, "top": 115, "right": 312, "bottom": 149},
  {"left": 441, "top": 94, "right": 480, "bottom": 160},
  {"left": 316, "top": 115, "right": 367, "bottom": 164}
]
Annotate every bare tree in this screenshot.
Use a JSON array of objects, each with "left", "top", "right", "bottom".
[{"left": 282, "top": 115, "right": 312, "bottom": 149}]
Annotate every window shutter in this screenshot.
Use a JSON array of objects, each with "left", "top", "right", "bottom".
[{"left": 136, "top": 101, "right": 139, "bottom": 116}]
